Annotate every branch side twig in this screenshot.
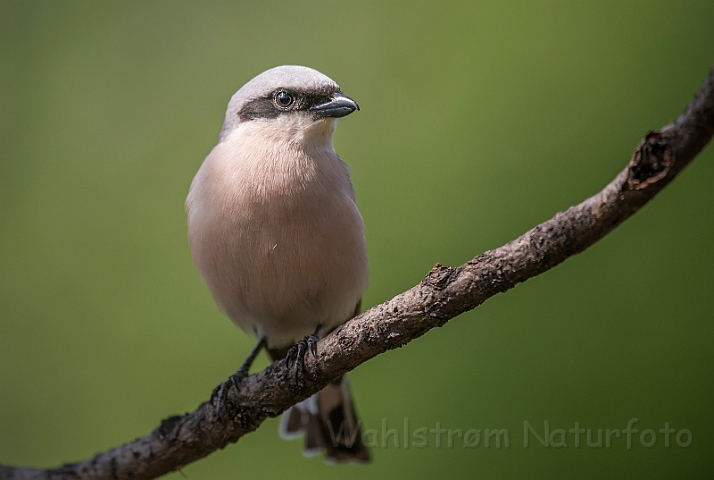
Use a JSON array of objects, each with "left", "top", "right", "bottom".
[{"left": 2, "top": 66, "right": 713, "bottom": 480}]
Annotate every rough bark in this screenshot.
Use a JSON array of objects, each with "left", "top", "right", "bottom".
[{"left": 2, "top": 66, "right": 713, "bottom": 480}]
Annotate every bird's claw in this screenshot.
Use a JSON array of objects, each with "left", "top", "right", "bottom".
[
  {"left": 307, "top": 333, "right": 319, "bottom": 357},
  {"left": 286, "top": 333, "right": 320, "bottom": 385},
  {"left": 214, "top": 370, "right": 248, "bottom": 420}
]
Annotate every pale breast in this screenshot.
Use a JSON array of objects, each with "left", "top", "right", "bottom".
[{"left": 187, "top": 136, "right": 369, "bottom": 348}]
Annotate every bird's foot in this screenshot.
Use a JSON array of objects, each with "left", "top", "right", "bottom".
[
  {"left": 286, "top": 332, "right": 320, "bottom": 385},
  {"left": 212, "top": 336, "right": 266, "bottom": 420},
  {"left": 213, "top": 369, "right": 249, "bottom": 421}
]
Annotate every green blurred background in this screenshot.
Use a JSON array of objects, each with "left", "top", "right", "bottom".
[{"left": 1, "top": 1, "right": 713, "bottom": 478}]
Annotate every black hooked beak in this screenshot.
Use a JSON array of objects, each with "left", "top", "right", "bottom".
[{"left": 310, "top": 93, "right": 360, "bottom": 119}]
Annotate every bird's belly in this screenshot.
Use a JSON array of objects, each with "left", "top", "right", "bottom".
[{"left": 194, "top": 191, "right": 368, "bottom": 348}]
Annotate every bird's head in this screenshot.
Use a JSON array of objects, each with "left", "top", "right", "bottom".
[{"left": 219, "top": 65, "right": 359, "bottom": 148}]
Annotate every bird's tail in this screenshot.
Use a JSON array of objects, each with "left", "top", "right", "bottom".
[{"left": 279, "top": 375, "right": 370, "bottom": 463}]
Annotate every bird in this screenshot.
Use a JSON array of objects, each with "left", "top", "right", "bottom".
[{"left": 186, "top": 65, "right": 370, "bottom": 463}]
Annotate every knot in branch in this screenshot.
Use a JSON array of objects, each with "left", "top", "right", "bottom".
[{"left": 626, "top": 130, "right": 674, "bottom": 190}]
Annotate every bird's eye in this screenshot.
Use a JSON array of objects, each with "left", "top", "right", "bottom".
[{"left": 275, "top": 91, "right": 293, "bottom": 108}]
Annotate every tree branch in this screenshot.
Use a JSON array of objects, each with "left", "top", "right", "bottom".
[{"left": 2, "top": 66, "right": 713, "bottom": 480}]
